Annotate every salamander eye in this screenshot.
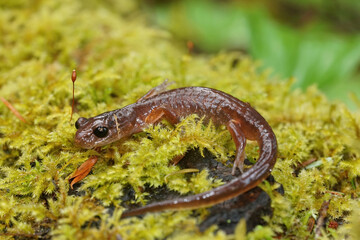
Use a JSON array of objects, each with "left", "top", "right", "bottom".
[{"left": 93, "top": 126, "right": 109, "bottom": 138}]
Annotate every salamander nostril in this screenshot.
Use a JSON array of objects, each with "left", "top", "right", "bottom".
[{"left": 75, "top": 117, "right": 88, "bottom": 129}]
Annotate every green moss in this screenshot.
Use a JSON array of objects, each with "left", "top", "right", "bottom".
[{"left": 0, "top": 0, "right": 360, "bottom": 239}]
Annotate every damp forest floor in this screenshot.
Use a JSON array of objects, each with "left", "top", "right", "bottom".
[{"left": 1, "top": 1, "right": 360, "bottom": 240}]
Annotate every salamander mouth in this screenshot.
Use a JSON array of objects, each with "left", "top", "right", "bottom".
[{"left": 74, "top": 135, "right": 95, "bottom": 150}]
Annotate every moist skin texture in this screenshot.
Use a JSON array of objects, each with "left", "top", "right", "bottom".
[{"left": 74, "top": 86, "right": 277, "bottom": 217}]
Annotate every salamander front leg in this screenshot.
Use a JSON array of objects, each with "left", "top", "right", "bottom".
[
  {"left": 145, "top": 107, "right": 179, "bottom": 125},
  {"left": 227, "top": 120, "right": 246, "bottom": 175}
]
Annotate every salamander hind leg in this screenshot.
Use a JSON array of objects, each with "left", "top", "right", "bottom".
[{"left": 227, "top": 120, "right": 246, "bottom": 175}]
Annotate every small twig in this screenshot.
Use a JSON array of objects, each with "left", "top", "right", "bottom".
[
  {"left": 315, "top": 200, "right": 331, "bottom": 238},
  {"left": 0, "top": 97, "right": 27, "bottom": 123},
  {"left": 298, "top": 158, "right": 317, "bottom": 169},
  {"left": 324, "top": 190, "right": 345, "bottom": 196},
  {"left": 171, "top": 154, "right": 185, "bottom": 165}
]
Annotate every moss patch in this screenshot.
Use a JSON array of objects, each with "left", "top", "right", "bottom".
[{"left": 0, "top": 0, "right": 360, "bottom": 239}]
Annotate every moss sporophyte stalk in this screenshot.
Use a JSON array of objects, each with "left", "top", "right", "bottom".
[{"left": 0, "top": 1, "right": 360, "bottom": 239}]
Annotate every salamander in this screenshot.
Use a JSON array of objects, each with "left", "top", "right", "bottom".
[{"left": 74, "top": 84, "right": 277, "bottom": 217}]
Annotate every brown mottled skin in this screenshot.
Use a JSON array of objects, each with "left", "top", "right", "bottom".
[{"left": 74, "top": 86, "right": 277, "bottom": 217}]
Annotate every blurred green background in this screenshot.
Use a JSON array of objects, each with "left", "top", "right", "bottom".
[{"left": 140, "top": 0, "right": 360, "bottom": 109}]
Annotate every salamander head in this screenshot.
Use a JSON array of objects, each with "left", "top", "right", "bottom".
[{"left": 74, "top": 112, "right": 130, "bottom": 149}]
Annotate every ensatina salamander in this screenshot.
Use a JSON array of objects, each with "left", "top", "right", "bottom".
[{"left": 74, "top": 84, "right": 277, "bottom": 217}]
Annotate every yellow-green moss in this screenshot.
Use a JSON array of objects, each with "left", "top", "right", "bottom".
[{"left": 0, "top": 0, "right": 360, "bottom": 239}]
